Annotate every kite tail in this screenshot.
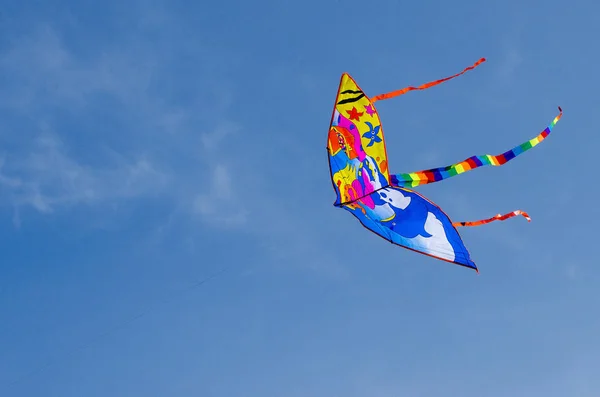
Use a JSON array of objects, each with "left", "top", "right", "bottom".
[
  {"left": 453, "top": 210, "right": 531, "bottom": 227},
  {"left": 370, "top": 58, "right": 486, "bottom": 103},
  {"left": 391, "top": 107, "right": 563, "bottom": 188}
]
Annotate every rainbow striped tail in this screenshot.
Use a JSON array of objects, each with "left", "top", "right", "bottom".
[{"left": 391, "top": 107, "right": 563, "bottom": 188}]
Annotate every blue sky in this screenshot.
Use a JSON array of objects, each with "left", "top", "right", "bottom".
[{"left": 1, "top": 0, "right": 598, "bottom": 396}]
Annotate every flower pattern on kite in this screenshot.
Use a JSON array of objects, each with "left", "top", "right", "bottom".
[{"left": 326, "top": 58, "right": 563, "bottom": 272}]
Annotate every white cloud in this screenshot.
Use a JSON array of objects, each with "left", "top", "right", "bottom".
[
  {"left": 0, "top": 22, "right": 240, "bottom": 226},
  {"left": 496, "top": 45, "right": 523, "bottom": 85},
  {"left": 193, "top": 164, "right": 248, "bottom": 227},
  {"left": 200, "top": 121, "right": 241, "bottom": 152},
  {"left": 0, "top": 16, "right": 342, "bottom": 280},
  {"left": 565, "top": 262, "right": 579, "bottom": 280},
  {"left": 0, "top": 133, "right": 169, "bottom": 213},
  {"left": 0, "top": 24, "right": 169, "bottom": 218},
  {"left": 492, "top": 15, "right": 525, "bottom": 87},
  {"left": 0, "top": 25, "right": 153, "bottom": 114}
]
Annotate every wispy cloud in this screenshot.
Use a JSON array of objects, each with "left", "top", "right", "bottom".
[
  {"left": 0, "top": 21, "right": 235, "bottom": 226},
  {"left": 0, "top": 15, "right": 344, "bottom": 281},
  {"left": 493, "top": 12, "right": 525, "bottom": 87},
  {"left": 193, "top": 163, "right": 248, "bottom": 227},
  {"left": 496, "top": 45, "right": 523, "bottom": 84},
  {"left": 565, "top": 262, "right": 579, "bottom": 280},
  {"left": 0, "top": 25, "right": 154, "bottom": 114},
  {"left": 0, "top": 133, "right": 168, "bottom": 214}
]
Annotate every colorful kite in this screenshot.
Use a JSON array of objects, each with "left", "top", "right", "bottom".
[{"left": 326, "top": 58, "right": 562, "bottom": 272}]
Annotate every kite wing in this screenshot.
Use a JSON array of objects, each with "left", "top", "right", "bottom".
[
  {"left": 327, "top": 73, "right": 390, "bottom": 207},
  {"left": 340, "top": 185, "right": 477, "bottom": 269},
  {"left": 326, "top": 70, "right": 479, "bottom": 270}
]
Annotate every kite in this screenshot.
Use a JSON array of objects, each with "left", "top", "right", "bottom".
[{"left": 326, "top": 58, "right": 562, "bottom": 272}]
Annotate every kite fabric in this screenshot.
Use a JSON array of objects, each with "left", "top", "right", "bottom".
[{"left": 326, "top": 58, "right": 562, "bottom": 272}]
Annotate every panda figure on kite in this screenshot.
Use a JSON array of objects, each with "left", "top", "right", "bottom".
[{"left": 326, "top": 58, "right": 562, "bottom": 272}]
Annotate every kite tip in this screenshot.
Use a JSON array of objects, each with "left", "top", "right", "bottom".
[{"left": 558, "top": 105, "right": 563, "bottom": 113}]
